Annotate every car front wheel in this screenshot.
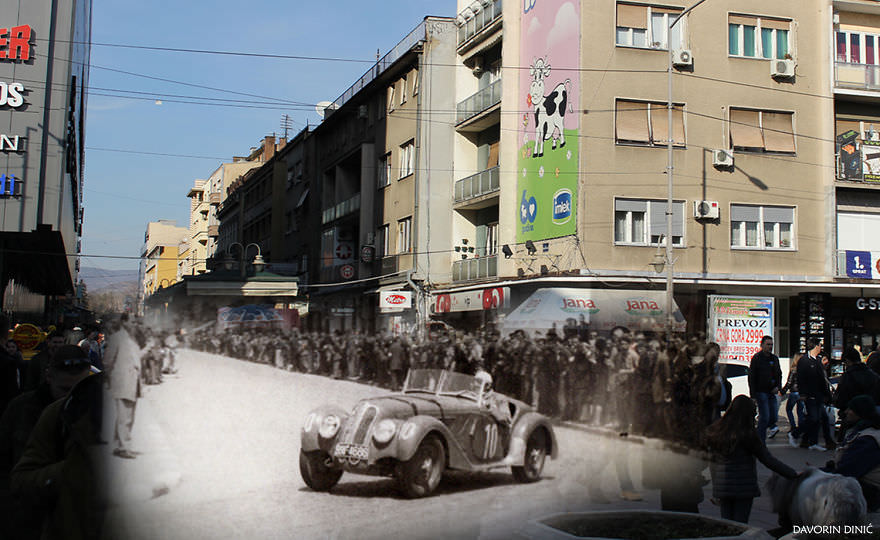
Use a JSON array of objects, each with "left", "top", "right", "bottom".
[
  {"left": 300, "top": 449, "right": 343, "bottom": 491},
  {"left": 512, "top": 429, "right": 547, "bottom": 483},
  {"left": 397, "top": 435, "right": 445, "bottom": 498}
]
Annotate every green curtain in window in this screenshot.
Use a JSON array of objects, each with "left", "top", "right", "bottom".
[
  {"left": 728, "top": 24, "right": 738, "bottom": 55},
  {"left": 776, "top": 30, "right": 789, "bottom": 59},
  {"left": 761, "top": 29, "right": 773, "bottom": 58},
  {"left": 743, "top": 26, "right": 756, "bottom": 57}
]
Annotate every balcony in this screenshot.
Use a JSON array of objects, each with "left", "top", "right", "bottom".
[
  {"left": 209, "top": 192, "right": 221, "bottom": 205},
  {"left": 455, "top": 166, "right": 499, "bottom": 205},
  {"left": 207, "top": 224, "right": 219, "bottom": 237},
  {"left": 836, "top": 249, "right": 880, "bottom": 279},
  {"left": 453, "top": 255, "right": 497, "bottom": 282},
  {"left": 381, "top": 253, "right": 413, "bottom": 275},
  {"left": 458, "top": 0, "right": 502, "bottom": 49},
  {"left": 456, "top": 79, "right": 501, "bottom": 127},
  {"left": 835, "top": 62, "right": 880, "bottom": 92},
  {"left": 322, "top": 193, "right": 361, "bottom": 225}
]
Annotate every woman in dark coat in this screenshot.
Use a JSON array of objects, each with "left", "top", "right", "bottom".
[{"left": 705, "top": 395, "right": 798, "bottom": 523}]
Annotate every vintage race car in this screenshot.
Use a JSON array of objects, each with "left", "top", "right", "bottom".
[{"left": 300, "top": 368, "right": 558, "bottom": 497}]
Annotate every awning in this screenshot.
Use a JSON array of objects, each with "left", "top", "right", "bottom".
[{"left": 502, "top": 287, "right": 686, "bottom": 336}]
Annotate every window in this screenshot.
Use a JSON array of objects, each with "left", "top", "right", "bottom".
[
  {"left": 378, "top": 153, "right": 392, "bottom": 187},
  {"left": 400, "top": 75, "right": 407, "bottom": 105},
  {"left": 412, "top": 69, "right": 420, "bottom": 96},
  {"left": 378, "top": 225, "right": 389, "bottom": 258},
  {"left": 729, "top": 108, "right": 795, "bottom": 153},
  {"left": 837, "top": 30, "right": 879, "bottom": 65},
  {"left": 486, "top": 222, "right": 498, "bottom": 255},
  {"left": 728, "top": 15, "right": 791, "bottom": 59},
  {"left": 730, "top": 205, "right": 794, "bottom": 249},
  {"left": 614, "top": 199, "right": 684, "bottom": 246},
  {"left": 397, "top": 217, "right": 412, "bottom": 253},
  {"left": 399, "top": 140, "right": 414, "bottom": 178},
  {"left": 616, "top": 3, "right": 683, "bottom": 50},
  {"left": 387, "top": 83, "right": 396, "bottom": 112},
  {"left": 615, "top": 99, "right": 685, "bottom": 146}
]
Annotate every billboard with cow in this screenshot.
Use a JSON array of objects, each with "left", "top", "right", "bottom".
[{"left": 517, "top": 0, "right": 580, "bottom": 243}]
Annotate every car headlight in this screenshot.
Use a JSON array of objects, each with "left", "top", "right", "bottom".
[
  {"left": 372, "top": 419, "right": 397, "bottom": 444},
  {"left": 319, "top": 415, "right": 341, "bottom": 439}
]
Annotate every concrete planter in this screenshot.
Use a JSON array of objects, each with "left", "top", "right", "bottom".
[{"left": 515, "top": 511, "right": 773, "bottom": 540}]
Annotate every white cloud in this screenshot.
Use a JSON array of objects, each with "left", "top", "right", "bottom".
[
  {"left": 527, "top": 16, "right": 542, "bottom": 37},
  {"left": 547, "top": 2, "right": 579, "bottom": 51}
]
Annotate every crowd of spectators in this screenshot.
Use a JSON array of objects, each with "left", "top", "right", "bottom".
[{"left": 188, "top": 324, "right": 731, "bottom": 447}]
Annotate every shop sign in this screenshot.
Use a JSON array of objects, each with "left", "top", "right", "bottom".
[
  {"left": 432, "top": 287, "right": 510, "bottom": 313},
  {"left": 0, "top": 135, "right": 21, "bottom": 152},
  {"left": 0, "top": 25, "right": 32, "bottom": 61},
  {"left": 0, "top": 173, "right": 18, "bottom": 196},
  {"left": 339, "top": 264, "right": 355, "bottom": 280},
  {"left": 0, "top": 82, "right": 24, "bottom": 108},
  {"left": 844, "top": 250, "right": 880, "bottom": 279},
  {"left": 856, "top": 298, "right": 880, "bottom": 311},
  {"left": 11, "top": 323, "right": 43, "bottom": 351},
  {"left": 379, "top": 290, "right": 411, "bottom": 309},
  {"left": 360, "top": 245, "right": 375, "bottom": 263},
  {"left": 707, "top": 295, "right": 774, "bottom": 365}
]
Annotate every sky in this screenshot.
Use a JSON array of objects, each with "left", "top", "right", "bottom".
[{"left": 81, "top": 0, "right": 456, "bottom": 271}]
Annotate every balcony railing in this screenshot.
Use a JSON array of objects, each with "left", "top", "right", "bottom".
[
  {"left": 453, "top": 255, "right": 497, "bottom": 282},
  {"left": 455, "top": 166, "right": 500, "bottom": 203},
  {"left": 456, "top": 79, "right": 501, "bottom": 125},
  {"left": 207, "top": 225, "right": 219, "bottom": 237},
  {"left": 458, "top": 0, "right": 502, "bottom": 47},
  {"left": 322, "top": 193, "right": 361, "bottom": 224},
  {"left": 835, "top": 62, "right": 880, "bottom": 91},
  {"left": 836, "top": 249, "right": 880, "bottom": 279},
  {"left": 208, "top": 192, "right": 221, "bottom": 205}
]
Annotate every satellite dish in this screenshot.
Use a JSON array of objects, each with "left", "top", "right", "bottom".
[{"left": 315, "top": 100, "right": 338, "bottom": 119}]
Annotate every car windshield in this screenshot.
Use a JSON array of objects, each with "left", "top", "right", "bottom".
[
  {"left": 402, "top": 369, "right": 445, "bottom": 393},
  {"left": 402, "top": 369, "right": 482, "bottom": 401}
]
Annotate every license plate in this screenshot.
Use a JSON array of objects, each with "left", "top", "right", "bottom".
[{"left": 334, "top": 443, "right": 368, "bottom": 460}]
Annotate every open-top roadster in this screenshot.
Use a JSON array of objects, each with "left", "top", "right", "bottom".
[{"left": 300, "top": 368, "right": 558, "bottom": 497}]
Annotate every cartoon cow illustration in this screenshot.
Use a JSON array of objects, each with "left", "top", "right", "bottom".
[{"left": 529, "top": 57, "right": 571, "bottom": 158}]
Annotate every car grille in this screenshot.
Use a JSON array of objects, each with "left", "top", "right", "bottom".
[{"left": 339, "top": 403, "right": 378, "bottom": 445}]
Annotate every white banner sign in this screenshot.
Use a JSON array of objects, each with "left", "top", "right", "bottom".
[
  {"left": 379, "top": 290, "right": 412, "bottom": 309},
  {"left": 708, "top": 295, "right": 774, "bottom": 365}
]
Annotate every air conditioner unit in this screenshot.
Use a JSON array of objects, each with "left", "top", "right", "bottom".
[
  {"left": 694, "top": 200, "right": 720, "bottom": 220},
  {"left": 712, "top": 149, "right": 734, "bottom": 168},
  {"left": 771, "top": 59, "right": 795, "bottom": 79},
  {"left": 672, "top": 49, "right": 693, "bottom": 67}
]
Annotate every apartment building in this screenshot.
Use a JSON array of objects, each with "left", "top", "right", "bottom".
[
  {"left": 420, "top": 0, "right": 864, "bottom": 361},
  {"left": 138, "top": 220, "right": 189, "bottom": 306},
  {"left": 831, "top": 0, "right": 880, "bottom": 359}
]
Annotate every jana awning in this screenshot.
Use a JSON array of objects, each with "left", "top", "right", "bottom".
[{"left": 502, "top": 288, "right": 686, "bottom": 336}]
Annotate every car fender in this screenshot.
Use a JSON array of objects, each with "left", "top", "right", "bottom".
[
  {"left": 395, "top": 416, "right": 465, "bottom": 466},
  {"left": 301, "top": 404, "right": 348, "bottom": 453},
  {"left": 508, "top": 412, "right": 558, "bottom": 464}
]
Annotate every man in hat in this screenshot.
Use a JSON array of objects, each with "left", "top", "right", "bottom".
[
  {"left": 104, "top": 317, "right": 141, "bottom": 459},
  {"left": 822, "top": 394, "right": 880, "bottom": 512}
]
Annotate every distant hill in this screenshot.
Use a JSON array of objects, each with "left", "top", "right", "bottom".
[{"left": 79, "top": 266, "right": 139, "bottom": 293}]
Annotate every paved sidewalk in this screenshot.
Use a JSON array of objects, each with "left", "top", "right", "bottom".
[{"left": 101, "top": 382, "right": 183, "bottom": 505}]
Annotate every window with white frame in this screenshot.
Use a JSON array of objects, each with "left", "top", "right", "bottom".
[
  {"left": 387, "top": 83, "right": 396, "bottom": 112},
  {"left": 397, "top": 217, "right": 412, "bottom": 253},
  {"left": 729, "top": 108, "right": 795, "bottom": 153},
  {"left": 614, "top": 198, "right": 684, "bottom": 246},
  {"left": 728, "top": 15, "right": 791, "bottom": 59},
  {"left": 378, "top": 224, "right": 390, "bottom": 258},
  {"left": 486, "top": 222, "right": 498, "bottom": 255},
  {"left": 412, "top": 69, "right": 420, "bottom": 96},
  {"left": 378, "top": 153, "right": 392, "bottom": 187},
  {"left": 400, "top": 75, "right": 407, "bottom": 105},
  {"left": 615, "top": 99, "right": 686, "bottom": 146},
  {"left": 837, "top": 30, "right": 879, "bottom": 65},
  {"left": 616, "top": 3, "right": 684, "bottom": 50},
  {"left": 730, "top": 205, "right": 794, "bottom": 249},
  {"left": 399, "top": 140, "right": 414, "bottom": 178}
]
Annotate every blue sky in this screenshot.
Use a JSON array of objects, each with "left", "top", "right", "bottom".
[{"left": 82, "top": 0, "right": 455, "bottom": 271}]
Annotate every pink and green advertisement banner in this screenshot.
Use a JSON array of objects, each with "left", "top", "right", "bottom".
[{"left": 517, "top": 0, "right": 580, "bottom": 243}]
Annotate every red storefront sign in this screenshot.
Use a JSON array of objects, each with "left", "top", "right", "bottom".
[{"left": 0, "top": 25, "right": 32, "bottom": 61}]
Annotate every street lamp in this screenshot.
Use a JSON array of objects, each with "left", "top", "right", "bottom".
[
  {"left": 225, "top": 242, "right": 267, "bottom": 279},
  {"left": 665, "top": 0, "right": 708, "bottom": 342}
]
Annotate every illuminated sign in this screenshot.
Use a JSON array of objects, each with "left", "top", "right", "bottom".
[
  {"left": 0, "top": 82, "right": 24, "bottom": 107},
  {"left": 0, "top": 173, "right": 19, "bottom": 196},
  {"left": 0, "top": 25, "right": 32, "bottom": 61}
]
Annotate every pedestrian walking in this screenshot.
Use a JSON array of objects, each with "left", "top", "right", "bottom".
[
  {"left": 105, "top": 317, "right": 141, "bottom": 459},
  {"left": 705, "top": 395, "right": 798, "bottom": 523},
  {"left": 782, "top": 354, "right": 806, "bottom": 447},
  {"left": 749, "top": 335, "right": 783, "bottom": 442},
  {"left": 797, "top": 337, "right": 835, "bottom": 451}
]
